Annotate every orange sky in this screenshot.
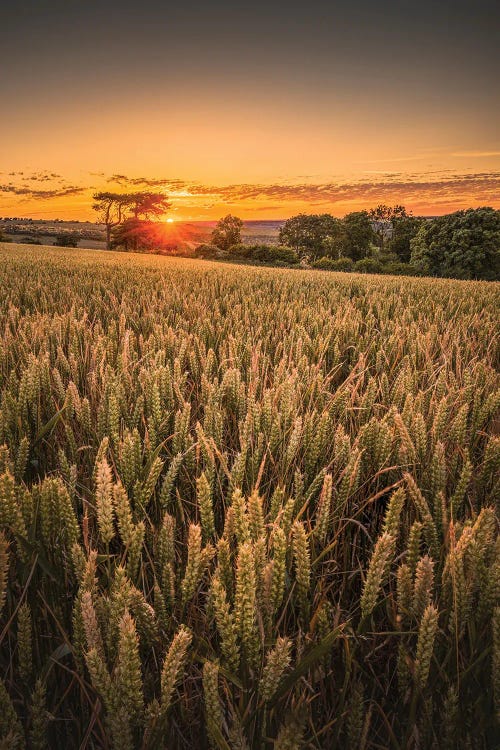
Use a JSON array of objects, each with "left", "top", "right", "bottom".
[
  {"left": 1, "top": 155, "right": 499, "bottom": 221},
  {"left": 1, "top": 106, "right": 498, "bottom": 220},
  {"left": 1, "top": 3, "right": 499, "bottom": 221}
]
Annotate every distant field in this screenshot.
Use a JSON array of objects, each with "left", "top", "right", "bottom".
[
  {"left": 0, "top": 219, "right": 284, "bottom": 250},
  {"left": 0, "top": 243, "right": 498, "bottom": 749}
]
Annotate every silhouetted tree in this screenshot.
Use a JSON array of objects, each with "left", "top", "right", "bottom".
[
  {"left": 126, "top": 194, "right": 171, "bottom": 250},
  {"left": 112, "top": 218, "right": 181, "bottom": 254},
  {"left": 93, "top": 191, "right": 170, "bottom": 250},
  {"left": 93, "top": 192, "right": 132, "bottom": 250},
  {"left": 129, "top": 192, "right": 171, "bottom": 220},
  {"left": 112, "top": 218, "right": 150, "bottom": 252}
]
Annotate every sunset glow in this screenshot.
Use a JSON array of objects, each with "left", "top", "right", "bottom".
[{"left": 1, "top": 2, "right": 498, "bottom": 221}]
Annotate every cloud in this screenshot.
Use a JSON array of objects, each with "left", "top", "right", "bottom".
[
  {"left": 104, "top": 171, "right": 500, "bottom": 207},
  {"left": 107, "top": 174, "right": 187, "bottom": 190},
  {"left": 25, "top": 172, "right": 63, "bottom": 183},
  {"left": 179, "top": 174, "right": 500, "bottom": 206},
  {"left": 451, "top": 151, "right": 500, "bottom": 158},
  {"left": 2, "top": 170, "right": 499, "bottom": 213},
  {"left": 252, "top": 204, "right": 285, "bottom": 211},
  {"left": 0, "top": 184, "right": 87, "bottom": 200}
]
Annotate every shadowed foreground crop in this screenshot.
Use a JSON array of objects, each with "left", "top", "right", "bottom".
[{"left": 0, "top": 245, "right": 498, "bottom": 749}]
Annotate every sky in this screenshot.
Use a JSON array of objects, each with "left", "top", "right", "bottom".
[{"left": 1, "top": 0, "right": 499, "bottom": 221}]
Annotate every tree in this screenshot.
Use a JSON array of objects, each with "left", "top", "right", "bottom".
[
  {"left": 93, "top": 191, "right": 170, "bottom": 250},
  {"left": 129, "top": 192, "right": 171, "bottom": 220},
  {"left": 388, "top": 215, "right": 423, "bottom": 262},
  {"left": 410, "top": 207, "right": 500, "bottom": 280},
  {"left": 112, "top": 218, "right": 153, "bottom": 252},
  {"left": 112, "top": 218, "right": 181, "bottom": 254},
  {"left": 211, "top": 215, "right": 243, "bottom": 252},
  {"left": 93, "top": 192, "right": 132, "bottom": 250},
  {"left": 369, "top": 204, "right": 408, "bottom": 251},
  {"left": 54, "top": 233, "right": 79, "bottom": 248},
  {"left": 279, "top": 214, "right": 343, "bottom": 259},
  {"left": 194, "top": 243, "right": 220, "bottom": 259},
  {"left": 229, "top": 243, "right": 299, "bottom": 265},
  {"left": 342, "top": 211, "right": 376, "bottom": 261},
  {"left": 312, "top": 256, "right": 354, "bottom": 272},
  {"left": 320, "top": 223, "right": 347, "bottom": 259},
  {"left": 354, "top": 257, "right": 383, "bottom": 274},
  {"left": 124, "top": 194, "right": 171, "bottom": 251}
]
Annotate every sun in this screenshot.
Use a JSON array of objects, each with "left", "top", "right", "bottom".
[{"left": 166, "top": 218, "right": 174, "bottom": 223}]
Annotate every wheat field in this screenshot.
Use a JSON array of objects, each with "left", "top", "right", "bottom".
[{"left": 0, "top": 244, "right": 499, "bottom": 749}]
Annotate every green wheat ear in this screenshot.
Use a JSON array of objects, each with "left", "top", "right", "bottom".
[
  {"left": 0, "top": 532, "right": 8, "bottom": 617},
  {"left": 235, "top": 541, "right": 260, "bottom": 669},
  {"left": 493, "top": 606, "right": 500, "bottom": 721},
  {"left": 160, "top": 625, "right": 192, "bottom": 715},
  {"left": 0, "top": 677, "right": 24, "bottom": 748},
  {"left": 29, "top": 679, "right": 48, "bottom": 750},
  {"left": 197, "top": 471, "right": 215, "bottom": 541},
  {"left": 292, "top": 521, "right": 311, "bottom": 617},
  {"left": 260, "top": 636, "right": 293, "bottom": 702},
  {"left": 414, "top": 604, "right": 439, "bottom": 690},
  {"left": 17, "top": 601, "right": 33, "bottom": 680},
  {"left": 413, "top": 553, "right": 434, "bottom": 612},
  {"left": 114, "top": 609, "right": 144, "bottom": 723},
  {"left": 203, "top": 660, "right": 224, "bottom": 747},
  {"left": 210, "top": 574, "right": 240, "bottom": 672},
  {"left": 274, "top": 711, "right": 306, "bottom": 750},
  {"left": 181, "top": 523, "right": 203, "bottom": 604},
  {"left": 314, "top": 473, "right": 332, "bottom": 544},
  {"left": 360, "top": 532, "right": 395, "bottom": 620},
  {"left": 95, "top": 457, "right": 115, "bottom": 546}
]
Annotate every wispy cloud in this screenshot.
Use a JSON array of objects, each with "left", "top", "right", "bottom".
[
  {"left": 25, "top": 171, "right": 63, "bottom": 183},
  {"left": 107, "top": 174, "right": 187, "bottom": 190},
  {"left": 108, "top": 171, "right": 500, "bottom": 206},
  {"left": 451, "top": 151, "right": 500, "bottom": 158},
  {"left": 0, "top": 184, "right": 87, "bottom": 200},
  {"left": 2, "top": 170, "right": 499, "bottom": 213}
]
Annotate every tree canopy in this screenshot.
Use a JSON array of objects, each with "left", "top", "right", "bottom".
[
  {"left": 388, "top": 215, "right": 424, "bottom": 263},
  {"left": 410, "top": 207, "right": 500, "bottom": 280},
  {"left": 342, "top": 211, "right": 376, "bottom": 261},
  {"left": 129, "top": 192, "right": 171, "bottom": 220},
  {"left": 369, "top": 204, "right": 409, "bottom": 251},
  {"left": 278, "top": 212, "right": 376, "bottom": 261},
  {"left": 93, "top": 191, "right": 170, "bottom": 249},
  {"left": 211, "top": 215, "right": 244, "bottom": 252},
  {"left": 279, "top": 214, "right": 344, "bottom": 259}
]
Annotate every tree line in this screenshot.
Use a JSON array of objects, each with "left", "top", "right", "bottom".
[
  {"left": 1, "top": 193, "right": 496, "bottom": 279},
  {"left": 88, "top": 192, "right": 499, "bottom": 280},
  {"left": 197, "top": 206, "right": 500, "bottom": 280}
]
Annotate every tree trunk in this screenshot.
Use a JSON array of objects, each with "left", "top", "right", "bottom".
[{"left": 106, "top": 224, "right": 111, "bottom": 250}]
